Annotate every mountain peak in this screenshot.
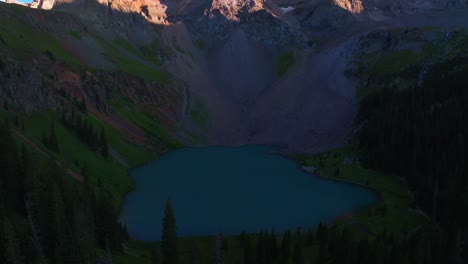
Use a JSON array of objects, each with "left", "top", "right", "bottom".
[{"left": 208, "top": 0, "right": 267, "bottom": 21}]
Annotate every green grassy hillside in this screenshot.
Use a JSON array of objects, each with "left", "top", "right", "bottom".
[{"left": 0, "top": 2, "right": 171, "bottom": 83}]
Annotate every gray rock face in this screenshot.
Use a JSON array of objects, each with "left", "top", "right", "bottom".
[
  {"left": 171, "top": 0, "right": 305, "bottom": 48},
  {"left": 271, "top": 0, "right": 468, "bottom": 21},
  {"left": 30, "top": 0, "right": 56, "bottom": 9},
  {"left": 210, "top": 28, "right": 274, "bottom": 106},
  {"left": 3, "top": 0, "right": 467, "bottom": 153},
  {"left": 300, "top": 3, "right": 356, "bottom": 30},
  {"left": 208, "top": 0, "right": 266, "bottom": 21},
  {"left": 356, "top": 0, "right": 468, "bottom": 20}
]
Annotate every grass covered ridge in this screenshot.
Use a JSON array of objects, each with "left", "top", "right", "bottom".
[
  {"left": 111, "top": 97, "right": 180, "bottom": 149},
  {"left": 0, "top": 3, "right": 173, "bottom": 83},
  {"left": 90, "top": 33, "right": 171, "bottom": 83},
  {"left": 0, "top": 9, "right": 80, "bottom": 65},
  {"left": 0, "top": 108, "right": 157, "bottom": 208}
]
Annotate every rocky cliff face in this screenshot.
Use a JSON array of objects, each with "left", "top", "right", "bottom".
[
  {"left": 271, "top": 0, "right": 467, "bottom": 22},
  {"left": 5, "top": 0, "right": 468, "bottom": 24},
  {"left": 0, "top": 54, "right": 184, "bottom": 148},
  {"left": 2, "top": 0, "right": 468, "bottom": 152},
  {"left": 50, "top": 0, "right": 170, "bottom": 24},
  {"left": 30, "top": 0, "right": 56, "bottom": 9},
  {"left": 193, "top": 5, "right": 303, "bottom": 47},
  {"left": 208, "top": 0, "right": 267, "bottom": 21},
  {"left": 333, "top": 0, "right": 364, "bottom": 14},
  {"left": 30, "top": 0, "right": 299, "bottom": 46},
  {"left": 367, "top": 0, "right": 467, "bottom": 18},
  {"left": 105, "top": 0, "right": 169, "bottom": 25}
]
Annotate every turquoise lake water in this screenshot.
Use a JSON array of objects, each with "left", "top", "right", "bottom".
[{"left": 120, "top": 146, "right": 377, "bottom": 241}]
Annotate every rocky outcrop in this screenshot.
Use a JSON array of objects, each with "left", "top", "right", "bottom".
[
  {"left": 4, "top": 0, "right": 468, "bottom": 26},
  {"left": 2, "top": 0, "right": 28, "bottom": 6},
  {"left": 334, "top": 0, "right": 364, "bottom": 14},
  {"left": 52, "top": 0, "right": 171, "bottom": 24},
  {"left": 181, "top": 0, "right": 305, "bottom": 47},
  {"left": 3, "top": 0, "right": 59, "bottom": 10},
  {"left": 30, "top": 0, "right": 56, "bottom": 10},
  {"left": 102, "top": 0, "right": 169, "bottom": 25},
  {"left": 297, "top": 2, "right": 356, "bottom": 30},
  {"left": 271, "top": 0, "right": 468, "bottom": 22},
  {"left": 207, "top": 0, "right": 266, "bottom": 21},
  {"left": 336, "top": 0, "right": 468, "bottom": 19}
]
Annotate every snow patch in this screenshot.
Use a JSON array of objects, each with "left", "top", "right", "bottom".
[{"left": 280, "top": 6, "right": 295, "bottom": 13}]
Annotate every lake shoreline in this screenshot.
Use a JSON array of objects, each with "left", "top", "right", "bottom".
[
  {"left": 298, "top": 165, "right": 383, "bottom": 226},
  {"left": 120, "top": 146, "right": 378, "bottom": 241},
  {"left": 289, "top": 148, "right": 429, "bottom": 238}
]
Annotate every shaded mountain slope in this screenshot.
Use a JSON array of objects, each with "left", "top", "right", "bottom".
[{"left": 1, "top": 0, "right": 468, "bottom": 153}]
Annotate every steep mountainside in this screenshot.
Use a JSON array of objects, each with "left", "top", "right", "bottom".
[
  {"left": 0, "top": 3, "right": 184, "bottom": 147},
  {"left": 1, "top": 0, "right": 468, "bottom": 152}
]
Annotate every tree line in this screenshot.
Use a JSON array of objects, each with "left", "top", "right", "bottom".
[
  {"left": 0, "top": 122, "right": 127, "bottom": 263},
  {"left": 61, "top": 108, "right": 109, "bottom": 158},
  {"left": 354, "top": 55, "right": 468, "bottom": 262},
  {"left": 154, "top": 201, "right": 463, "bottom": 264}
]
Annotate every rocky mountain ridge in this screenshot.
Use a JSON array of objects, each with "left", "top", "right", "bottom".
[
  {"left": 208, "top": 0, "right": 268, "bottom": 21},
  {"left": 4, "top": 0, "right": 468, "bottom": 26},
  {"left": 1, "top": 0, "right": 468, "bottom": 152}
]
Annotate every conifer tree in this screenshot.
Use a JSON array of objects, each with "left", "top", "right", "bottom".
[
  {"left": 42, "top": 132, "right": 48, "bottom": 148},
  {"left": 242, "top": 233, "right": 254, "bottom": 264},
  {"left": 81, "top": 164, "right": 89, "bottom": 185},
  {"left": 100, "top": 128, "right": 109, "bottom": 158},
  {"left": 79, "top": 98, "right": 86, "bottom": 113},
  {"left": 280, "top": 229, "right": 291, "bottom": 263},
  {"left": 13, "top": 115, "right": 19, "bottom": 128},
  {"left": 73, "top": 203, "right": 95, "bottom": 264},
  {"left": 189, "top": 243, "right": 201, "bottom": 264},
  {"left": 161, "top": 198, "right": 178, "bottom": 264},
  {"left": 151, "top": 247, "right": 160, "bottom": 264},
  {"left": 0, "top": 123, "right": 20, "bottom": 210},
  {"left": 50, "top": 184, "right": 68, "bottom": 264},
  {"left": 292, "top": 241, "right": 303, "bottom": 264},
  {"left": 94, "top": 194, "right": 123, "bottom": 252},
  {"left": 50, "top": 122, "right": 57, "bottom": 151},
  {"left": 292, "top": 228, "right": 304, "bottom": 264},
  {"left": 269, "top": 229, "right": 278, "bottom": 261},
  {"left": 306, "top": 228, "right": 314, "bottom": 247},
  {"left": 214, "top": 233, "right": 223, "bottom": 264},
  {"left": 240, "top": 230, "right": 247, "bottom": 248},
  {"left": 256, "top": 231, "right": 265, "bottom": 264},
  {"left": 1, "top": 217, "right": 23, "bottom": 264}
]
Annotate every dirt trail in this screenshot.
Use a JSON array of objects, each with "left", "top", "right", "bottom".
[
  {"left": 109, "top": 146, "right": 130, "bottom": 168},
  {"left": 13, "top": 129, "right": 84, "bottom": 182},
  {"left": 87, "top": 105, "right": 148, "bottom": 147}
]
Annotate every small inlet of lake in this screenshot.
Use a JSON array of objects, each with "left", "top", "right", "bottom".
[{"left": 120, "top": 146, "right": 377, "bottom": 241}]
